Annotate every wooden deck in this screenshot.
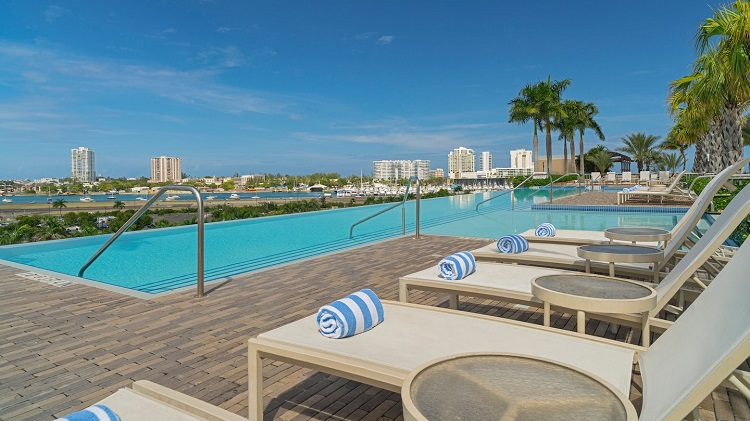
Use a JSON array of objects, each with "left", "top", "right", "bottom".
[{"left": 0, "top": 235, "right": 748, "bottom": 420}]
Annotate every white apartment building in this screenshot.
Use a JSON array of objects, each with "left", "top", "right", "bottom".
[
  {"left": 71, "top": 147, "right": 96, "bottom": 182},
  {"left": 429, "top": 168, "right": 445, "bottom": 179},
  {"left": 479, "top": 151, "right": 493, "bottom": 172},
  {"left": 150, "top": 156, "right": 182, "bottom": 183},
  {"left": 372, "top": 160, "right": 430, "bottom": 181},
  {"left": 510, "top": 149, "right": 533, "bottom": 170},
  {"left": 448, "top": 147, "right": 475, "bottom": 179}
]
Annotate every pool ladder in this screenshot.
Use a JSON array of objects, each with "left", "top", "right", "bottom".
[
  {"left": 349, "top": 176, "right": 421, "bottom": 239},
  {"left": 77, "top": 185, "right": 206, "bottom": 298}
]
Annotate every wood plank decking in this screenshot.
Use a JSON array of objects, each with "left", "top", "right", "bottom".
[{"left": 0, "top": 235, "right": 748, "bottom": 420}]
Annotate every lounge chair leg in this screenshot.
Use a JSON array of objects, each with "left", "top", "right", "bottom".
[
  {"left": 449, "top": 294, "right": 458, "bottom": 310},
  {"left": 543, "top": 301, "right": 550, "bottom": 327},
  {"left": 689, "top": 407, "right": 702, "bottom": 420},
  {"left": 641, "top": 314, "right": 650, "bottom": 347},
  {"left": 585, "top": 259, "right": 591, "bottom": 273},
  {"left": 653, "top": 265, "right": 660, "bottom": 283},
  {"left": 610, "top": 323, "right": 618, "bottom": 334},
  {"left": 398, "top": 281, "right": 409, "bottom": 303},
  {"left": 248, "top": 342, "right": 264, "bottom": 421},
  {"left": 609, "top": 262, "right": 615, "bottom": 277},
  {"left": 577, "top": 311, "right": 586, "bottom": 334}
]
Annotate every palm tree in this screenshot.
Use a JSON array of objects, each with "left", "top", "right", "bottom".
[
  {"left": 658, "top": 152, "right": 685, "bottom": 173},
  {"left": 670, "top": 1, "right": 750, "bottom": 170},
  {"left": 508, "top": 83, "right": 544, "bottom": 172},
  {"left": 113, "top": 200, "right": 125, "bottom": 211},
  {"left": 537, "top": 76, "right": 572, "bottom": 174},
  {"left": 585, "top": 149, "right": 613, "bottom": 173},
  {"left": 618, "top": 133, "right": 662, "bottom": 172},
  {"left": 573, "top": 101, "right": 605, "bottom": 174},
  {"left": 52, "top": 199, "right": 66, "bottom": 217},
  {"left": 554, "top": 100, "right": 578, "bottom": 174}
]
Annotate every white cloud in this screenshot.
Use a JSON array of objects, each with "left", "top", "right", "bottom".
[
  {"left": 216, "top": 27, "right": 233, "bottom": 33},
  {"left": 44, "top": 6, "right": 67, "bottom": 23},
  {"left": 376, "top": 35, "right": 395, "bottom": 45},
  {"left": 162, "top": 28, "right": 177, "bottom": 34}
]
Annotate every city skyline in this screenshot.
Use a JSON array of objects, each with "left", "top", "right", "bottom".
[{"left": 3, "top": 2, "right": 745, "bottom": 180}]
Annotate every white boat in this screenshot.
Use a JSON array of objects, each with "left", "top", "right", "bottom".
[
  {"left": 165, "top": 195, "right": 180, "bottom": 201},
  {"left": 107, "top": 195, "right": 117, "bottom": 200},
  {"left": 80, "top": 197, "right": 95, "bottom": 203},
  {"left": 206, "top": 196, "right": 217, "bottom": 200},
  {"left": 229, "top": 193, "right": 241, "bottom": 200},
  {"left": 251, "top": 196, "right": 261, "bottom": 199},
  {"left": 135, "top": 196, "right": 148, "bottom": 201},
  {"left": 1, "top": 198, "right": 11, "bottom": 203}
]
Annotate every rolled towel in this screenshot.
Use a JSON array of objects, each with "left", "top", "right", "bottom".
[
  {"left": 317, "top": 289, "right": 384, "bottom": 339},
  {"left": 534, "top": 223, "right": 556, "bottom": 237},
  {"left": 497, "top": 234, "right": 529, "bottom": 254},
  {"left": 438, "top": 251, "right": 476, "bottom": 280},
  {"left": 622, "top": 187, "right": 630, "bottom": 193},
  {"left": 55, "top": 405, "right": 120, "bottom": 421}
]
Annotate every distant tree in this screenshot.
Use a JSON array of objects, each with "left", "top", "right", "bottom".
[
  {"left": 618, "top": 133, "right": 662, "bottom": 172},
  {"left": 658, "top": 152, "right": 685, "bottom": 173},
  {"left": 52, "top": 199, "right": 66, "bottom": 217},
  {"left": 508, "top": 83, "right": 545, "bottom": 172},
  {"left": 113, "top": 200, "right": 125, "bottom": 211},
  {"left": 586, "top": 149, "right": 614, "bottom": 173}
]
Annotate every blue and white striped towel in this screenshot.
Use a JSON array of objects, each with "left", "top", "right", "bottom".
[
  {"left": 55, "top": 405, "right": 120, "bottom": 421},
  {"left": 534, "top": 223, "right": 556, "bottom": 237},
  {"left": 497, "top": 235, "right": 529, "bottom": 254},
  {"left": 317, "top": 289, "right": 384, "bottom": 339},
  {"left": 622, "top": 185, "right": 641, "bottom": 193},
  {"left": 438, "top": 251, "right": 476, "bottom": 280}
]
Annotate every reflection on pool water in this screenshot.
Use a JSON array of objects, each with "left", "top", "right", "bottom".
[{"left": 0, "top": 188, "right": 685, "bottom": 295}]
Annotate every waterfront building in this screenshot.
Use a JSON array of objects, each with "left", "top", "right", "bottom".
[
  {"left": 150, "top": 156, "right": 182, "bottom": 183},
  {"left": 71, "top": 147, "right": 96, "bottom": 183},
  {"left": 510, "top": 149, "right": 533, "bottom": 170},
  {"left": 429, "top": 168, "right": 445, "bottom": 179},
  {"left": 448, "top": 147, "right": 475, "bottom": 179},
  {"left": 479, "top": 152, "right": 493, "bottom": 172},
  {"left": 372, "top": 160, "right": 430, "bottom": 181}
]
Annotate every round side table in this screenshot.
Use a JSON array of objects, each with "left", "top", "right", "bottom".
[
  {"left": 531, "top": 273, "right": 657, "bottom": 345},
  {"left": 577, "top": 244, "right": 663, "bottom": 282},
  {"left": 402, "top": 353, "right": 637, "bottom": 421},
  {"left": 604, "top": 227, "right": 671, "bottom": 249}
]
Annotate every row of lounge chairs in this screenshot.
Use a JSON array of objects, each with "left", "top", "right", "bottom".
[
  {"left": 59, "top": 159, "right": 750, "bottom": 420},
  {"left": 592, "top": 170, "right": 679, "bottom": 185}
]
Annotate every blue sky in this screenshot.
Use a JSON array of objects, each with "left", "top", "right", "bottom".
[{"left": 0, "top": 1, "right": 730, "bottom": 179}]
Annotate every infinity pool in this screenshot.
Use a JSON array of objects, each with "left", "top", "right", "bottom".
[{"left": 0, "top": 188, "right": 685, "bottom": 296}]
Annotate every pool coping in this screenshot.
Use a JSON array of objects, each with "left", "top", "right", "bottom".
[{"left": 531, "top": 204, "right": 690, "bottom": 213}]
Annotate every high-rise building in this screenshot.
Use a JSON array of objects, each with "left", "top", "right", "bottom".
[
  {"left": 372, "top": 160, "right": 430, "bottom": 180},
  {"left": 510, "top": 149, "right": 533, "bottom": 170},
  {"left": 71, "top": 147, "right": 96, "bottom": 182},
  {"left": 150, "top": 156, "right": 182, "bottom": 183},
  {"left": 448, "top": 147, "right": 475, "bottom": 178},
  {"left": 480, "top": 151, "right": 493, "bottom": 172},
  {"left": 429, "top": 168, "right": 445, "bottom": 179}
]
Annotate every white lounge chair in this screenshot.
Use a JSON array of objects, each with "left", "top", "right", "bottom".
[
  {"left": 591, "top": 172, "right": 602, "bottom": 184},
  {"left": 606, "top": 172, "right": 617, "bottom": 184},
  {"left": 249, "top": 233, "right": 750, "bottom": 421},
  {"left": 402, "top": 182, "right": 750, "bottom": 345},
  {"left": 61, "top": 380, "right": 247, "bottom": 420},
  {"left": 618, "top": 171, "right": 689, "bottom": 204},
  {"left": 473, "top": 181, "right": 750, "bottom": 280},
  {"left": 522, "top": 158, "right": 748, "bottom": 246},
  {"left": 621, "top": 171, "right": 632, "bottom": 184},
  {"left": 639, "top": 170, "right": 650, "bottom": 183}
]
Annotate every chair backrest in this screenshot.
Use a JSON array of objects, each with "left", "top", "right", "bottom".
[
  {"left": 606, "top": 172, "right": 616, "bottom": 182},
  {"left": 638, "top": 233, "right": 750, "bottom": 421},
  {"left": 659, "top": 170, "right": 670, "bottom": 181},
  {"left": 621, "top": 171, "right": 632, "bottom": 182},
  {"left": 640, "top": 171, "right": 650, "bottom": 182},
  {"left": 591, "top": 172, "right": 601, "bottom": 183},
  {"left": 670, "top": 157, "right": 750, "bottom": 236},
  {"left": 653, "top": 183, "right": 750, "bottom": 312},
  {"left": 663, "top": 171, "right": 686, "bottom": 193}
]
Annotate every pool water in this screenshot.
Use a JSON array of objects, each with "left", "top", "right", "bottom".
[{"left": 0, "top": 188, "right": 684, "bottom": 295}]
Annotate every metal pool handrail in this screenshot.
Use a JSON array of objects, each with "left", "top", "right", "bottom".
[
  {"left": 474, "top": 172, "right": 544, "bottom": 211},
  {"left": 78, "top": 185, "right": 206, "bottom": 298},
  {"left": 349, "top": 176, "right": 420, "bottom": 239}
]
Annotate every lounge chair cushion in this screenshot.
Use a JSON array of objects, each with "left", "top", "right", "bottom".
[
  {"left": 317, "top": 289, "right": 384, "bottom": 338},
  {"left": 438, "top": 251, "right": 476, "bottom": 280}
]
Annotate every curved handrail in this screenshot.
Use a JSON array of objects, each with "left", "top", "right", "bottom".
[
  {"left": 78, "top": 185, "right": 206, "bottom": 297},
  {"left": 475, "top": 172, "right": 546, "bottom": 211},
  {"left": 349, "top": 176, "right": 420, "bottom": 239}
]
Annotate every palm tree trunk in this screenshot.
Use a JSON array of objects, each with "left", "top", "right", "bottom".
[
  {"left": 545, "top": 118, "right": 552, "bottom": 175},
  {"left": 533, "top": 124, "right": 540, "bottom": 172},
  {"left": 578, "top": 131, "right": 585, "bottom": 175},
  {"left": 719, "top": 103, "right": 744, "bottom": 169},
  {"left": 706, "top": 118, "right": 724, "bottom": 173},
  {"left": 692, "top": 134, "right": 708, "bottom": 173},
  {"left": 569, "top": 136, "right": 576, "bottom": 173},
  {"left": 562, "top": 137, "right": 568, "bottom": 174}
]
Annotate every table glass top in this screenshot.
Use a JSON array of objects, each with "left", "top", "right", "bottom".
[
  {"left": 535, "top": 274, "right": 653, "bottom": 300},
  {"left": 605, "top": 227, "right": 670, "bottom": 236},
  {"left": 408, "top": 354, "right": 628, "bottom": 421},
  {"left": 579, "top": 244, "right": 662, "bottom": 255}
]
